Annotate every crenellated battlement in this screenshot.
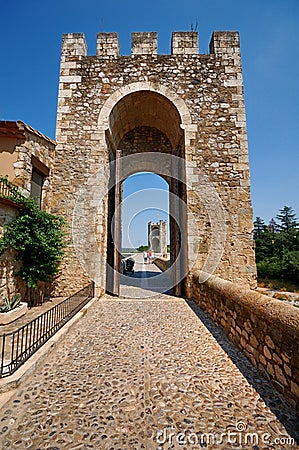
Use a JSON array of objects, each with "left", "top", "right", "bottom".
[
  {"left": 61, "top": 30, "right": 240, "bottom": 58},
  {"left": 96, "top": 32, "right": 120, "bottom": 56},
  {"left": 171, "top": 32, "right": 199, "bottom": 55},
  {"left": 62, "top": 33, "right": 87, "bottom": 57},
  {"left": 209, "top": 31, "right": 240, "bottom": 54},
  {"left": 132, "top": 32, "right": 158, "bottom": 55}
]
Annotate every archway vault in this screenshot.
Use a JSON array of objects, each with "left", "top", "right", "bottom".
[
  {"left": 102, "top": 83, "right": 190, "bottom": 296},
  {"left": 97, "top": 81, "right": 197, "bottom": 152},
  {"left": 109, "top": 91, "right": 182, "bottom": 149}
]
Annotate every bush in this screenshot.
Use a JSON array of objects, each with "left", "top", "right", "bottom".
[
  {"left": 254, "top": 207, "right": 299, "bottom": 286},
  {"left": 0, "top": 184, "right": 66, "bottom": 305}
]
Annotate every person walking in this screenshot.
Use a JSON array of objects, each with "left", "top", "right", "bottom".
[
  {"left": 150, "top": 250, "right": 155, "bottom": 263},
  {"left": 143, "top": 250, "right": 148, "bottom": 264}
]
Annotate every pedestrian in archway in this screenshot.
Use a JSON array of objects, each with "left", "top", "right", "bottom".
[{"left": 143, "top": 250, "right": 148, "bottom": 264}]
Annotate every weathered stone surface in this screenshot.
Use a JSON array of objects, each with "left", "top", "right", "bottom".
[
  {"left": 250, "top": 334, "right": 259, "bottom": 348},
  {"left": 0, "top": 121, "right": 55, "bottom": 210},
  {"left": 148, "top": 220, "right": 167, "bottom": 256},
  {"left": 0, "top": 296, "right": 297, "bottom": 447},
  {"left": 52, "top": 30, "right": 256, "bottom": 296},
  {"left": 265, "top": 334, "right": 275, "bottom": 349},
  {"left": 264, "top": 345, "right": 272, "bottom": 360},
  {"left": 0, "top": 203, "right": 25, "bottom": 299},
  {"left": 187, "top": 270, "right": 299, "bottom": 412}
]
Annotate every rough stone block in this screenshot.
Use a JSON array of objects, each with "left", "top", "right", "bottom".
[
  {"left": 97, "top": 33, "right": 120, "bottom": 57},
  {"left": 171, "top": 32, "right": 198, "bottom": 55},
  {"left": 62, "top": 33, "right": 87, "bottom": 57},
  {"left": 132, "top": 32, "right": 157, "bottom": 55}
]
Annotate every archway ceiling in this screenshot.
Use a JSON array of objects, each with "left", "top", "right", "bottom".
[{"left": 109, "top": 91, "right": 183, "bottom": 149}]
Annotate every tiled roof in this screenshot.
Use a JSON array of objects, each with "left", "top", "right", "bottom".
[{"left": 0, "top": 121, "right": 56, "bottom": 146}]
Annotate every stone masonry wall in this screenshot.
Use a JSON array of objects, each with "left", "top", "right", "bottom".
[
  {"left": 0, "top": 201, "right": 25, "bottom": 300},
  {"left": 120, "top": 126, "right": 172, "bottom": 156},
  {"left": 0, "top": 122, "right": 56, "bottom": 211},
  {"left": 186, "top": 270, "right": 299, "bottom": 411},
  {"left": 12, "top": 128, "right": 55, "bottom": 211},
  {"left": 154, "top": 257, "right": 171, "bottom": 272},
  {"left": 52, "top": 30, "right": 256, "bottom": 294}
]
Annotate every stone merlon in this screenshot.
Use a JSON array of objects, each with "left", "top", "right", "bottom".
[{"left": 61, "top": 31, "right": 240, "bottom": 57}]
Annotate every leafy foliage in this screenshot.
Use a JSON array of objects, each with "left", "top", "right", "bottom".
[
  {"left": 0, "top": 178, "right": 66, "bottom": 290},
  {"left": 253, "top": 216, "right": 267, "bottom": 239},
  {"left": 276, "top": 206, "right": 299, "bottom": 232},
  {"left": 0, "top": 294, "right": 21, "bottom": 312},
  {"left": 136, "top": 245, "right": 148, "bottom": 252},
  {"left": 254, "top": 206, "right": 299, "bottom": 285}
]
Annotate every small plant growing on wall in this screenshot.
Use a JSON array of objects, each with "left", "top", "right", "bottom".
[{"left": 0, "top": 177, "right": 66, "bottom": 306}]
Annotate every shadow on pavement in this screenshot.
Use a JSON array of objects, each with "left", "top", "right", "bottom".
[{"left": 123, "top": 270, "right": 160, "bottom": 279}]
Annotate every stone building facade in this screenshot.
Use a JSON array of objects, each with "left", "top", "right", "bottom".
[
  {"left": 0, "top": 121, "right": 55, "bottom": 299},
  {"left": 51, "top": 30, "right": 256, "bottom": 296},
  {"left": 0, "top": 121, "right": 55, "bottom": 210}
]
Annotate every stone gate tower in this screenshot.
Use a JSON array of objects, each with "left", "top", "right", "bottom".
[
  {"left": 148, "top": 220, "right": 167, "bottom": 257},
  {"left": 51, "top": 30, "right": 256, "bottom": 296}
]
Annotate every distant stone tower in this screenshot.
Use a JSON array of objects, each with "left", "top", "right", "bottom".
[
  {"left": 51, "top": 29, "right": 256, "bottom": 296},
  {"left": 148, "top": 220, "right": 167, "bottom": 257}
]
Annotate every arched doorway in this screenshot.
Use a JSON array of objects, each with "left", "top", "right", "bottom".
[
  {"left": 119, "top": 172, "right": 171, "bottom": 297},
  {"left": 104, "top": 90, "right": 187, "bottom": 296}
]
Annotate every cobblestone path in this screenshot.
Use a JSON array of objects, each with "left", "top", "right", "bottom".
[
  {"left": 120, "top": 254, "right": 172, "bottom": 298},
  {"left": 0, "top": 296, "right": 298, "bottom": 449}
]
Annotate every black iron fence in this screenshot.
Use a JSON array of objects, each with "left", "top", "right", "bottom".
[{"left": 0, "top": 283, "right": 94, "bottom": 378}]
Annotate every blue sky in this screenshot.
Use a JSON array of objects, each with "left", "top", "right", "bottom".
[
  {"left": 122, "top": 173, "right": 169, "bottom": 248},
  {"left": 1, "top": 0, "right": 298, "bottom": 246}
]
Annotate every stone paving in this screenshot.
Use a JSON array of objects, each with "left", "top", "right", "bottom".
[
  {"left": 120, "top": 254, "right": 172, "bottom": 299},
  {"left": 0, "top": 294, "right": 298, "bottom": 449}
]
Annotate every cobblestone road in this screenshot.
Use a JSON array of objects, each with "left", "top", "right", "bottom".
[
  {"left": 120, "top": 254, "right": 172, "bottom": 298},
  {"left": 0, "top": 296, "right": 298, "bottom": 449}
]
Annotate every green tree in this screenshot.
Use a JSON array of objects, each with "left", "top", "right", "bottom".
[
  {"left": 254, "top": 230, "right": 275, "bottom": 262},
  {"left": 276, "top": 206, "right": 298, "bottom": 233},
  {"left": 253, "top": 217, "right": 267, "bottom": 239},
  {"left": 0, "top": 194, "right": 66, "bottom": 305},
  {"left": 254, "top": 207, "right": 299, "bottom": 285},
  {"left": 137, "top": 245, "right": 148, "bottom": 252},
  {"left": 254, "top": 217, "right": 275, "bottom": 262},
  {"left": 268, "top": 218, "right": 278, "bottom": 234},
  {"left": 273, "top": 229, "right": 299, "bottom": 259}
]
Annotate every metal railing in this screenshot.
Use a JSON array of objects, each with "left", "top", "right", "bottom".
[{"left": 0, "top": 283, "right": 94, "bottom": 378}]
